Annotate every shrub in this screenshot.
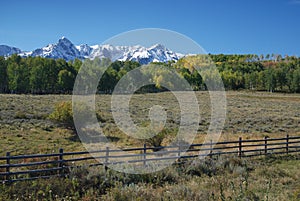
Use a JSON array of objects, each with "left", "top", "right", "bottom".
[
  {"left": 14, "top": 111, "right": 28, "bottom": 119},
  {"left": 184, "top": 158, "right": 218, "bottom": 177},
  {"left": 49, "top": 101, "right": 104, "bottom": 131},
  {"left": 145, "top": 132, "right": 165, "bottom": 151},
  {"left": 142, "top": 128, "right": 177, "bottom": 151},
  {"left": 49, "top": 101, "right": 74, "bottom": 129}
]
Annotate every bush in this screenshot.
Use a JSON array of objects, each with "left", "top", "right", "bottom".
[
  {"left": 49, "top": 101, "right": 74, "bottom": 129},
  {"left": 184, "top": 158, "right": 218, "bottom": 177},
  {"left": 143, "top": 128, "right": 177, "bottom": 151},
  {"left": 145, "top": 132, "right": 165, "bottom": 151},
  {"left": 49, "top": 101, "right": 104, "bottom": 133},
  {"left": 14, "top": 111, "right": 28, "bottom": 119}
]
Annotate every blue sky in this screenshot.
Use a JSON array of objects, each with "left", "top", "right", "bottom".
[{"left": 1, "top": 0, "right": 300, "bottom": 55}]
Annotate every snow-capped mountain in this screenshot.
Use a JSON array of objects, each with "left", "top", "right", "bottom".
[
  {"left": 85, "top": 44, "right": 126, "bottom": 61},
  {"left": 118, "top": 44, "right": 184, "bottom": 64},
  {"left": 0, "top": 45, "right": 22, "bottom": 57},
  {"left": 78, "top": 41, "right": 184, "bottom": 64},
  {"left": 0, "top": 37, "right": 185, "bottom": 64},
  {"left": 26, "top": 37, "right": 84, "bottom": 61}
]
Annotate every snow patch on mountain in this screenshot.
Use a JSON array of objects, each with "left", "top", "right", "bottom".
[{"left": 0, "top": 37, "right": 185, "bottom": 64}]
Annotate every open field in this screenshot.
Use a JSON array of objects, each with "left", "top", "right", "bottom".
[
  {"left": 0, "top": 91, "right": 300, "bottom": 200},
  {"left": 0, "top": 91, "right": 300, "bottom": 156}
]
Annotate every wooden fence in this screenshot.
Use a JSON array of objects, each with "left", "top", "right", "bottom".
[{"left": 0, "top": 135, "right": 300, "bottom": 183}]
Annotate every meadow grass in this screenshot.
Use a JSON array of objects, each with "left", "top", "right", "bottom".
[
  {"left": 0, "top": 91, "right": 299, "bottom": 156},
  {"left": 0, "top": 154, "right": 299, "bottom": 200}
]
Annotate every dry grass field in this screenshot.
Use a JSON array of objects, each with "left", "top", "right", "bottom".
[{"left": 0, "top": 91, "right": 299, "bottom": 156}]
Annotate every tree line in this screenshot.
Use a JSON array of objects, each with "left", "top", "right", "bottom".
[
  {"left": 211, "top": 54, "right": 300, "bottom": 92},
  {"left": 0, "top": 55, "right": 81, "bottom": 94},
  {"left": 0, "top": 54, "right": 299, "bottom": 94}
]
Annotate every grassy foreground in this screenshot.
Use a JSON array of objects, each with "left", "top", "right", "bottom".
[{"left": 0, "top": 154, "right": 299, "bottom": 200}]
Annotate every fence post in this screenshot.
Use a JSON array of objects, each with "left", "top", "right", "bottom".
[
  {"left": 59, "top": 148, "right": 64, "bottom": 177},
  {"left": 178, "top": 143, "right": 181, "bottom": 158},
  {"left": 209, "top": 139, "right": 213, "bottom": 158},
  {"left": 264, "top": 137, "right": 268, "bottom": 155},
  {"left": 143, "top": 144, "right": 147, "bottom": 166},
  {"left": 238, "top": 137, "right": 242, "bottom": 158},
  {"left": 286, "top": 134, "right": 289, "bottom": 154},
  {"left": 105, "top": 147, "right": 109, "bottom": 171},
  {"left": 6, "top": 152, "right": 10, "bottom": 183}
]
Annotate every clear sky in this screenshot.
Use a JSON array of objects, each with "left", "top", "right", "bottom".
[{"left": 1, "top": 0, "right": 300, "bottom": 55}]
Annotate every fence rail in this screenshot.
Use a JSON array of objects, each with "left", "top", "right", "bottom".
[{"left": 0, "top": 135, "right": 300, "bottom": 183}]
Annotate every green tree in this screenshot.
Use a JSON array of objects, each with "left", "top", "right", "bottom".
[
  {"left": 0, "top": 56, "right": 8, "bottom": 92},
  {"left": 264, "top": 68, "right": 277, "bottom": 92},
  {"left": 58, "top": 69, "right": 75, "bottom": 93},
  {"left": 29, "top": 57, "right": 48, "bottom": 93},
  {"left": 291, "top": 68, "right": 300, "bottom": 92},
  {"left": 7, "top": 56, "right": 29, "bottom": 93},
  {"left": 275, "top": 66, "right": 287, "bottom": 91}
]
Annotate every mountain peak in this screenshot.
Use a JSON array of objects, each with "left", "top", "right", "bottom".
[
  {"left": 149, "top": 44, "right": 167, "bottom": 50},
  {"left": 58, "top": 36, "right": 72, "bottom": 44},
  {"left": 0, "top": 45, "right": 21, "bottom": 56},
  {"left": 0, "top": 38, "right": 185, "bottom": 63}
]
